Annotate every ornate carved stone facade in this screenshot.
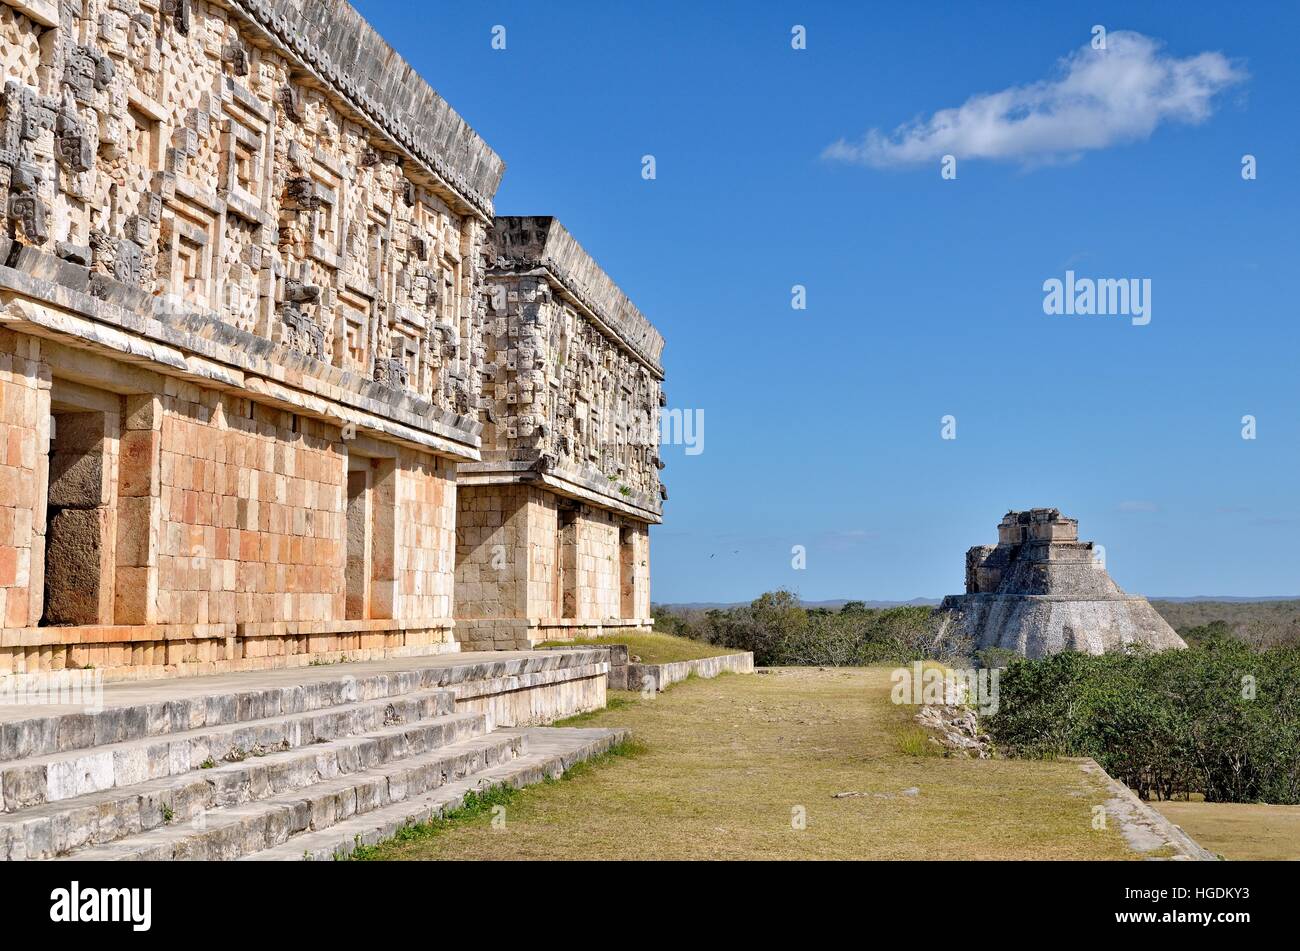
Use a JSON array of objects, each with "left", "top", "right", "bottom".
[{"left": 0, "top": 0, "right": 663, "bottom": 677}]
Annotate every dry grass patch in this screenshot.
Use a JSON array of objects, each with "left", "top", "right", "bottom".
[
  {"left": 1153, "top": 801, "right": 1300, "bottom": 860},
  {"left": 367, "top": 667, "right": 1139, "bottom": 860},
  {"left": 538, "top": 630, "right": 737, "bottom": 665}
]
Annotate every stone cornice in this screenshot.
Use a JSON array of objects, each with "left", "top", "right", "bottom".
[
  {"left": 0, "top": 249, "right": 483, "bottom": 462},
  {"left": 457, "top": 460, "right": 663, "bottom": 524},
  {"left": 487, "top": 217, "right": 665, "bottom": 375},
  {"left": 224, "top": 0, "right": 504, "bottom": 218}
]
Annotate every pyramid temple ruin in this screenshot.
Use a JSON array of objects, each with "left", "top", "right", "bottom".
[
  {"left": 0, "top": 0, "right": 663, "bottom": 680},
  {"left": 938, "top": 509, "right": 1186, "bottom": 657}
]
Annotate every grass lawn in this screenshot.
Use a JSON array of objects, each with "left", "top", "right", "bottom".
[
  {"left": 364, "top": 667, "right": 1139, "bottom": 860},
  {"left": 1153, "top": 801, "right": 1300, "bottom": 860},
  {"left": 538, "top": 630, "right": 738, "bottom": 665}
]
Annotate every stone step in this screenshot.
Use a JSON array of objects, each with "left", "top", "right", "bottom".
[
  {"left": 245, "top": 726, "right": 630, "bottom": 861},
  {"left": 0, "top": 651, "right": 610, "bottom": 765},
  {"left": 0, "top": 687, "right": 459, "bottom": 814},
  {"left": 0, "top": 711, "right": 487, "bottom": 860},
  {"left": 59, "top": 730, "right": 529, "bottom": 861}
]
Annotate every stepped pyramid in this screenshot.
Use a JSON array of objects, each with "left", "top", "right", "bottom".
[{"left": 937, "top": 509, "right": 1185, "bottom": 657}]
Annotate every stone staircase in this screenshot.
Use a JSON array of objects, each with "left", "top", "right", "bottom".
[{"left": 0, "top": 651, "right": 625, "bottom": 861}]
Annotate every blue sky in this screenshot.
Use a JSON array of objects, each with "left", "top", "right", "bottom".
[{"left": 356, "top": 1, "right": 1300, "bottom": 602}]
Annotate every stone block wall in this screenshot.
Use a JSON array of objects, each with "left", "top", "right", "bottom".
[
  {"left": 455, "top": 483, "right": 528, "bottom": 621},
  {"left": 0, "top": 328, "right": 47, "bottom": 632},
  {"left": 0, "top": 339, "right": 463, "bottom": 676},
  {"left": 394, "top": 450, "right": 456, "bottom": 621},
  {"left": 454, "top": 482, "right": 651, "bottom": 649},
  {"left": 155, "top": 384, "right": 345, "bottom": 628},
  {"left": 454, "top": 483, "right": 577, "bottom": 623},
  {"left": 576, "top": 506, "right": 620, "bottom": 621},
  {"left": 524, "top": 487, "right": 560, "bottom": 616},
  {"left": 624, "top": 523, "right": 651, "bottom": 619}
]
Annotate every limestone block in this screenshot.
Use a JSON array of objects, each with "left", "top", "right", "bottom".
[
  {"left": 124, "top": 394, "right": 163, "bottom": 432},
  {"left": 45, "top": 506, "right": 114, "bottom": 624},
  {"left": 113, "top": 565, "right": 157, "bottom": 624},
  {"left": 118, "top": 429, "right": 160, "bottom": 497},
  {"left": 2, "top": 1, "right": 59, "bottom": 29},
  {"left": 48, "top": 445, "right": 106, "bottom": 508}
]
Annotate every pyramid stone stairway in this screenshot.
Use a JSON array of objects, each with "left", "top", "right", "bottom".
[{"left": 0, "top": 650, "right": 624, "bottom": 861}]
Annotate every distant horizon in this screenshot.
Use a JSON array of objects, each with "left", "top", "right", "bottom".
[{"left": 654, "top": 594, "right": 1300, "bottom": 610}]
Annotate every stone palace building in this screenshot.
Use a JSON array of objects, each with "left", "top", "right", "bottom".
[{"left": 0, "top": 0, "right": 664, "bottom": 679}]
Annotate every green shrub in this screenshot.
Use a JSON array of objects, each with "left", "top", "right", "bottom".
[
  {"left": 985, "top": 643, "right": 1300, "bottom": 804},
  {"left": 653, "top": 591, "right": 969, "bottom": 666},
  {"left": 974, "top": 646, "right": 1020, "bottom": 670}
]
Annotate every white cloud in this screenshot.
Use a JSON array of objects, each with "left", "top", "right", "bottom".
[{"left": 823, "top": 31, "right": 1245, "bottom": 168}]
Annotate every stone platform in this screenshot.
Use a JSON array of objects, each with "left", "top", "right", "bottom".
[
  {"left": 0, "top": 649, "right": 623, "bottom": 860},
  {"left": 625, "top": 651, "right": 755, "bottom": 693}
]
